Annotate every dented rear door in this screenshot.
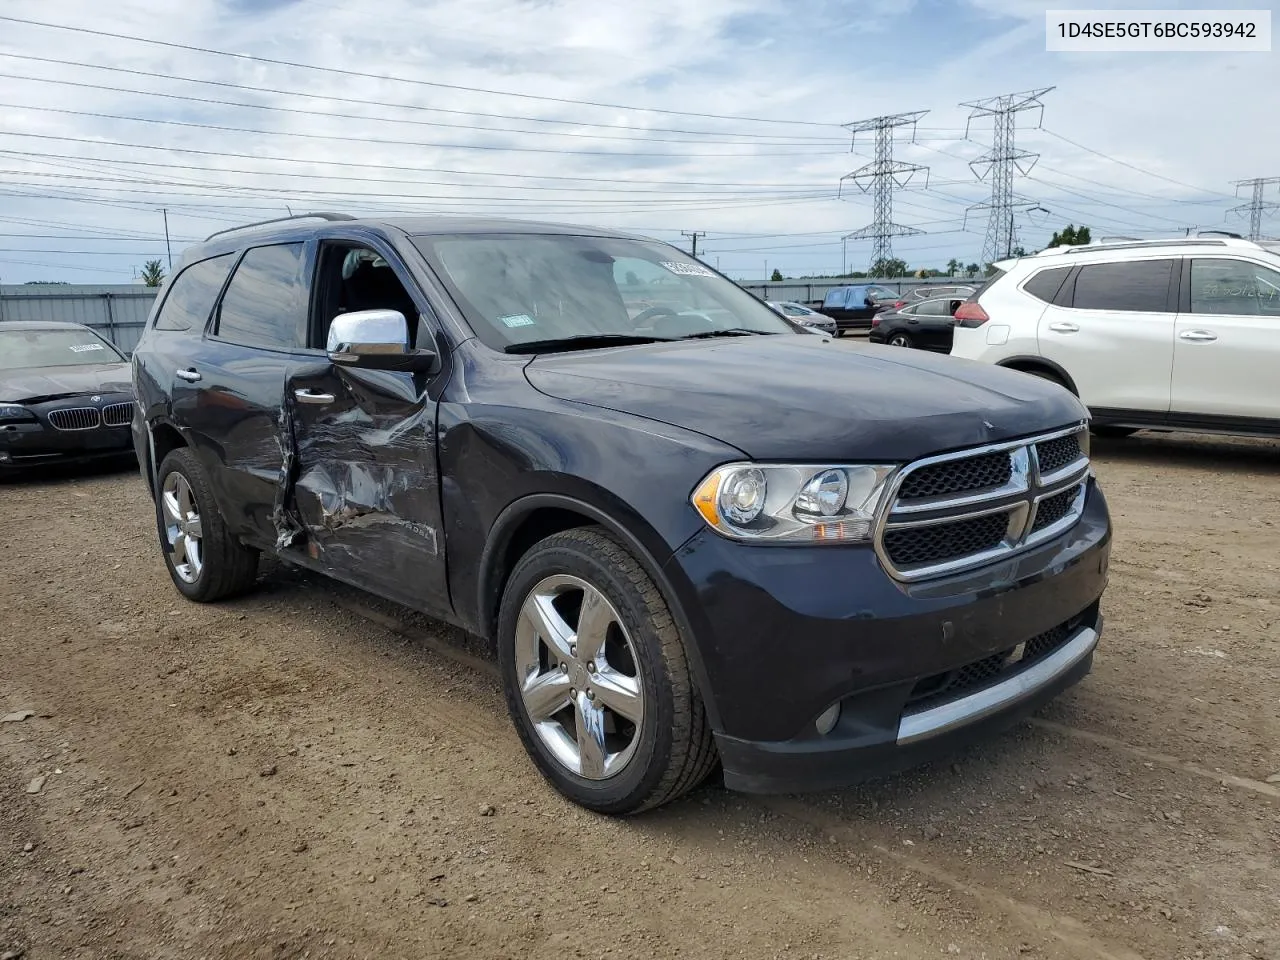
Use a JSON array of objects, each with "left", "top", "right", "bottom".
[{"left": 281, "top": 360, "right": 449, "bottom": 618}]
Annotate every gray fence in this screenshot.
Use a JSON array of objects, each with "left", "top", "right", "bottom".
[
  {"left": 0, "top": 285, "right": 159, "bottom": 355},
  {"left": 738, "top": 277, "right": 977, "bottom": 305}
]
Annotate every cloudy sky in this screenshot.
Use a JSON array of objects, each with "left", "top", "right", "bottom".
[{"left": 0, "top": 0, "right": 1276, "bottom": 285}]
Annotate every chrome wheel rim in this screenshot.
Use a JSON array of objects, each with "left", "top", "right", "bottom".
[
  {"left": 161, "top": 473, "right": 203, "bottom": 584},
  {"left": 889, "top": 334, "right": 909, "bottom": 347},
  {"left": 514, "top": 575, "right": 645, "bottom": 780}
]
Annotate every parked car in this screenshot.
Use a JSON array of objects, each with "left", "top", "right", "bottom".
[
  {"left": 766, "top": 300, "right": 837, "bottom": 336},
  {"left": 869, "top": 298, "right": 962, "bottom": 351},
  {"left": 817, "top": 285, "right": 879, "bottom": 333},
  {"left": 950, "top": 236, "right": 1280, "bottom": 438},
  {"left": 910, "top": 284, "right": 975, "bottom": 302},
  {"left": 0, "top": 320, "right": 135, "bottom": 471},
  {"left": 132, "top": 213, "right": 1112, "bottom": 815}
]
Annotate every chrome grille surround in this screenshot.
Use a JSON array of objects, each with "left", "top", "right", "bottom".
[
  {"left": 101, "top": 401, "right": 135, "bottom": 428},
  {"left": 874, "top": 423, "right": 1091, "bottom": 582},
  {"left": 47, "top": 406, "right": 102, "bottom": 431}
]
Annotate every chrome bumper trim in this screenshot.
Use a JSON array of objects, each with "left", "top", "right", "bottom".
[{"left": 896, "top": 625, "right": 1099, "bottom": 746}]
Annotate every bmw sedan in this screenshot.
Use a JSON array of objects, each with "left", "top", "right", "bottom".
[{"left": 0, "top": 321, "right": 136, "bottom": 471}]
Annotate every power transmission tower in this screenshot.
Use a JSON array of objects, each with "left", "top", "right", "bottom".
[
  {"left": 681, "top": 230, "right": 706, "bottom": 258},
  {"left": 960, "top": 87, "right": 1053, "bottom": 264},
  {"left": 1228, "top": 177, "right": 1280, "bottom": 240},
  {"left": 838, "top": 111, "right": 930, "bottom": 273}
]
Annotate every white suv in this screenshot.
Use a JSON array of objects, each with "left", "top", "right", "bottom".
[{"left": 950, "top": 237, "right": 1280, "bottom": 438}]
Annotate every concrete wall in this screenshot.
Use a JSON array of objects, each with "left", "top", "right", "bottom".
[{"left": 0, "top": 285, "right": 159, "bottom": 355}]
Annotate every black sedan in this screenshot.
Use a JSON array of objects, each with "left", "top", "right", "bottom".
[
  {"left": 0, "top": 321, "right": 135, "bottom": 471},
  {"left": 868, "top": 297, "right": 961, "bottom": 352}
]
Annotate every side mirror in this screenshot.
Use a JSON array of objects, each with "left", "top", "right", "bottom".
[{"left": 326, "top": 309, "right": 436, "bottom": 373}]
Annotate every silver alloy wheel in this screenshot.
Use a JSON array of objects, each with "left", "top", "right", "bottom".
[
  {"left": 514, "top": 574, "right": 645, "bottom": 780},
  {"left": 161, "top": 473, "right": 204, "bottom": 583},
  {"left": 888, "top": 333, "right": 910, "bottom": 347}
]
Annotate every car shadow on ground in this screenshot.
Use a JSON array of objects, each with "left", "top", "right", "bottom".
[
  {"left": 0, "top": 454, "right": 140, "bottom": 487},
  {"left": 1092, "top": 431, "right": 1280, "bottom": 473}
]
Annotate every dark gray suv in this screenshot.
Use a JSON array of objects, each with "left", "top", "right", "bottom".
[{"left": 131, "top": 213, "right": 1112, "bottom": 814}]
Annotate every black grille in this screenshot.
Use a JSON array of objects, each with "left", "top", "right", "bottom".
[
  {"left": 1031, "top": 486, "right": 1079, "bottom": 533},
  {"left": 101, "top": 401, "right": 134, "bottom": 428},
  {"left": 898, "top": 451, "right": 1013, "bottom": 500},
  {"left": 47, "top": 406, "right": 101, "bottom": 431},
  {"left": 1035, "top": 434, "right": 1081, "bottom": 475},
  {"left": 883, "top": 511, "right": 1010, "bottom": 568},
  {"left": 905, "top": 615, "right": 1082, "bottom": 710}
]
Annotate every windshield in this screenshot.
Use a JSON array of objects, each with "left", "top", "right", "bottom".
[
  {"left": 0, "top": 327, "right": 125, "bottom": 372},
  {"left": 412, "top": 233, "right": 795, "bottom": 349}
]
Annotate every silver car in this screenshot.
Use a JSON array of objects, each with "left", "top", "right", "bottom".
[{"left": 766, "top": 301, "right": 837, "bottom": 336}]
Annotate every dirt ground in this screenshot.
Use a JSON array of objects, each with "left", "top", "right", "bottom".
[{"left": 2, "top": 432, "right": 1278, "bottom": 960}]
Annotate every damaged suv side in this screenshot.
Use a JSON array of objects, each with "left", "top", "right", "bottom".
[{"left": 132, "top": 214, "right": 1111, "bottom": 815}]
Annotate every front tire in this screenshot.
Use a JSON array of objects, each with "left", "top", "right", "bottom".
[
  {"left": 155, "top": 448, "right": 259, "bottom": 602},
  {"left": 497, "top": 527, "right": 717, "bottom": 814}
]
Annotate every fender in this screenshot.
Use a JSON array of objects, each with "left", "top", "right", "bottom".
[
  {"left": 477, "top": 491, "right": 721, "bottom": 731},
  {"left": 995, "top": 355, "right": 1080, "bottom": 396}
]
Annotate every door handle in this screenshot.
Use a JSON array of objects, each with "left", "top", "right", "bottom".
[
  {"left": 1179, "top": 329, "right": 1218, "bottom": 342},
  {"left": 175, "top": 368, "right": 201, "bottom": 382},
  {"left": 294, "top": 388, "right": 336, "bottom": 405},
  {"left": 1048, "top": 321, "right": 1079, "bottom": 333}
]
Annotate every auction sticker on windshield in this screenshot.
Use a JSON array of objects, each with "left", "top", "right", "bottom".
[
  {"left": 659, "top": 261, "right": 716, "bottom": 278},
  {"left": 499, "top": 314, "right": 536, "bottom": 328},
  {"left": 69, "top": 343, "right": 106, "bottom": 353}
]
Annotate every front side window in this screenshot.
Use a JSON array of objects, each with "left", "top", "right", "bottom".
[
  {"left": 215, "top": 243, "right": 307, "bottom": 350},
  {"left": 0, "top": 327, "right": 125, "bottom": 371},
  {"left": 153, "top": 254, "right": 235, "bottom": 332},
  {"left": 1189, "top": 259, "right": 1280, "bottom": 316},
  {"left": 1072, "top": 259, "right": 1174, "bottom": 313},
  {"left": 412, "top": 233, "right": 794, "bottom": 349}
]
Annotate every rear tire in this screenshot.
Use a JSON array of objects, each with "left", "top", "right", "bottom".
[
  {"left": 155, "top": 448, "right": 259, "bottom": 602},
  {"left": 887, "top": 332, "right": 914, "bottom": 348},
  {"left": 497, "top": 527, "right": 718, "bottom": 815}
]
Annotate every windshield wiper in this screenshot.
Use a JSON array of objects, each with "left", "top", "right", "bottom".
[
  {"left": 675, "top": 328, "right": 777, "bottom": 340},
  {"left": 504, "top": 334, "right": 671, "bottom": 354}
]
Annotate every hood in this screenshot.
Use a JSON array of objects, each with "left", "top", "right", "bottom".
[
  {"left": 523, "top": 336, "right": 1088, "bottom": 462},
  {"left": 0, "top": 362, "right": 133, "bottom": 404}
]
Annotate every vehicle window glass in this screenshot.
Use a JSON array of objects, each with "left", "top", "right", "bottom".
[
  {"left": 215, "top": 243, "right": 306, "bottom": 350},
  {"left": 412, "top": 233, "right": 792, "bottom": 349},
  {"left": 312, "top": 243, "right": 421, "bottom": 350},
  {"left": 916, "top": 300, "right": 947, "bottom": 316},
  {"left": 1072, "top": 260, "right": 1173, "bottom": 312},
  {"left": 1189, "top": 259, "right": 1280, "bottom": 316},
  {"left": 780, "top": 304, "right": 806, "bottom": 316},
  {"left": 0, "top": 327, "right": 125, "bottom": 371},
  {"left": 1022, "top": 266, "right": 1071, "bottom": 304},
  {"left": 153, "top": 254, "right": 235, "bottom": 332}
]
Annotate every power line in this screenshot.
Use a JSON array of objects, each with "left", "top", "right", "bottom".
[
  {"left": 0, "top": 15, "right": 839, "bottom": 129},
  {"left": 960, "top": 87, "right": 1053, "bottom": 263},
  {"left": 1040, "top": 128, "right": 1235, "bottom": 199},
  {"left": 681, "top": 231, "right": 707, "bottom": 257},
  {"left": 838, "top": 111, "right": 930, "bottom": 271},
  {"left": 0, "top": 101, "right": 841, "bottom": 160},
  {"left": 1228, "top": 177, "right": 1280, "bottom": 240}
]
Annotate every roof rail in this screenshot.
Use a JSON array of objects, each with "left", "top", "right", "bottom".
[
  {"left": 1196, "top": 229, "right": 1244, "bottom": 239},
  {"left": 1053, "top": 238, "right": 1250, "bottom": 255},
  {"left": 205, "top": 212, "right": 356, "bottom": 242}
]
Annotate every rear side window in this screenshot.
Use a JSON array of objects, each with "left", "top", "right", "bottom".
[
  {"left": 915, "top": 299, "right": 949, "bottom": 317},
  {"left": 215, "top": 243, "right": 307, "bottom": 350},
  {"left": 1072, "top": 260, "right": 1174, "bottom": 312},
  {"left": 1022, "top": 266, "right": 1071, "bottom": 304},
  {"left": 152, "top": 254, "right": 235, "bottom": 332}
]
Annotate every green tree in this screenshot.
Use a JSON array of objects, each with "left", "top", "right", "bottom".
[
  {"left": 141, "top": 260, "right": 166, "bottom": 287},
  {"left": 965, "top": 262, "right": 980, "bottom": 278},
  {"left": 946, "top": 258, "right": 959, "bottom": 277},
  {"left": 869, "top": 257, "right": 908, "bottom": 278},
  {"left": 1046, "top": 224, "right": 1092, "bottom": 248},
  {"left": 770, "top": 268, "right": 784, "bottom": 282},
  {"left": 1010, "top": 246, "right": 1029, "bottom": 258}
]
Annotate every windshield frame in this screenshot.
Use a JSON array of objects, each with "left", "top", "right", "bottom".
[
  {"left": 410, "top": 231, "right": 798, "bottom": 352},
  {"left": 0, "top": 325, "right": 127, "bottom": 372}
]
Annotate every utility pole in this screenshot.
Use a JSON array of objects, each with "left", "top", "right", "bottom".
[
  {"left": 160, "top": 208, "right": 173, "bottom": 269},
  {"left": 960, "top": 87, "right": 1053, "bottom": 264},
  {"left": 1228, "top": 177, "right": 1280, "bottom": 240},
  {"left": 838, "top": 111, "right": 930, "bottom": 274},
  {"left": 681, "top": 230, "right": 706, "bottom": 258}
]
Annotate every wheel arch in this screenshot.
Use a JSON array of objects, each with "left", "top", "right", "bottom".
[
  {"left": 477, "top": 492, "right": 721, "bottom": 731},
  {"left": 996, "top": 355, "right": 1080, "bottom": 395}
]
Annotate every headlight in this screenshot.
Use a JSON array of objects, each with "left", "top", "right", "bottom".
[
  {"left": 0, "top": 404, "right": 35, "bottom": 422},
  {"left": 692, "top": 463, "right": 898, "bottom": 543}
]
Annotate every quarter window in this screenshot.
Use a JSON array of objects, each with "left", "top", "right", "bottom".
[
  {"left": 1022, "top": 266, "right": 1071, "bottom": 305},
  {"left": 215, "top": 243, "right": 307, "bottom": 350},
  {"left": 152, "top": 254, "right": 235, "bottom": 332},
  {"left": 1189, "top": 259, "right": 1280, "bottom": 316},
  {"left": 1071, "top": 260, "right": 1174, "bottom": 313}
]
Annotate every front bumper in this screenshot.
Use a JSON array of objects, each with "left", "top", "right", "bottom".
[
  {"left": 0, "top": 395, "right": 135, "bottom": 469},
  {"left": 661, "top": 481, "right": 1111, "bottom": 794}
]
